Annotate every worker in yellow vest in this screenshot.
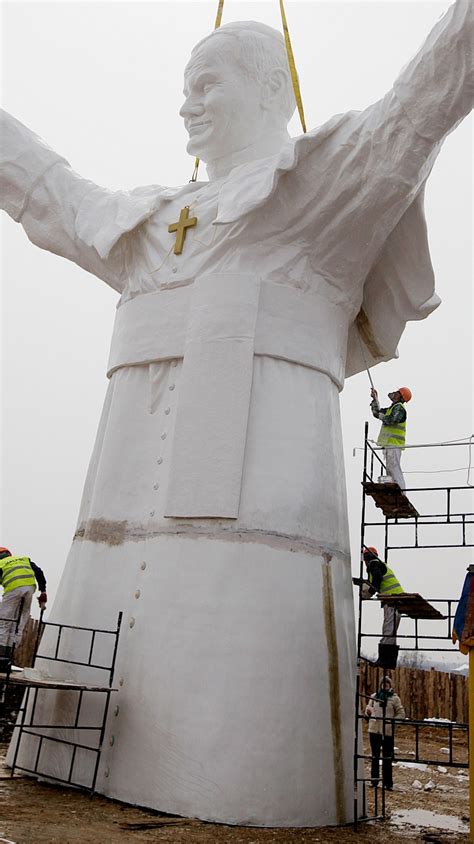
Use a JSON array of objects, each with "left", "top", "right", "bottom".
[
  {"left": 362, "top": 546, "right": 404, "bottom": 669},
  {"left": 0, "top": 547, "right": 47, "bottom": 658},
  {"left": 370, "top": 386, "right": 412, "bottom": 490}
]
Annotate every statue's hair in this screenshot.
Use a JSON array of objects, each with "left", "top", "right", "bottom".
[{"left": 188, "top": 21, "right": 296, "bottom": 122}]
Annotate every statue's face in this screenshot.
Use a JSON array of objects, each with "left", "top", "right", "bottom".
[{"left": 181, "top": 37, "right": 267, "bottom": 163}]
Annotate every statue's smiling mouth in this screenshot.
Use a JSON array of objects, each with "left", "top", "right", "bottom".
[{"left": 189, "top": 120, "right": 211, "bottom": 132}]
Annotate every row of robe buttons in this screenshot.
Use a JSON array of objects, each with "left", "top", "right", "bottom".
[
  {"left": 129, "top": 559, "right": 147, "bottom": 626},
  {"left": 114, "top": 555, "right": 151, "bottom": 756},
  {"left": 150, "top": 370, "right": 177, "bottom": 516},
  {"left": 126, "top": 379, "right": 178, "bottom": 665},
  {"left": 105, "top": 700, "right": 121, "bottom": 768},
  {"left": 121, "top": 363, "right": 180, "bottom": 744},
  {"left": 128, "top": 560, "right": 147, "bottom": 628},
  {"left": 105, "top": 703, "right": 120, "bottom": 773},
  {"left": 117, "top": 541, "right": 154, "bottom": 749}
]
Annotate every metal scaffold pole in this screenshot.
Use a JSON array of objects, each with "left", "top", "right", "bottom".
[{"left": 353, "top": 424, "right": 473, "bottom": 829}]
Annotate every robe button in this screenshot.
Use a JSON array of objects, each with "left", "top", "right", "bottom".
[
  {"left": 165, "top": 407, "right": 170, "bottom": 415},
  {"left": 172, "top": 267, "right": 177, "bottom": 274},
  {"left": 153, "top": 483, "right": 159, "bottom": 490},
  {"left": 140, "top": 561, "right": 147, "bottom": 570},
  {"left": 129, "top": 617, "right": 135, "bottom": 628},
  {"left": 169, "top": 384, "right": 175, "bottom": 391},
  {"left": 135, "top": 590, "right": 141, "bottom": 599},
  {"left": 149, "top": 510, "right": 155, "bottom": 517},
  {"left": 161, "top": 432, "right": 167, "bottom": 440},
  {"left": 157, "top": 458, "right": 163, "bottom": 465}
]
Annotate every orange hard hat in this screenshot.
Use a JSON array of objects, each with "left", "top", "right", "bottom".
[
  {"left": 364, "top": 546, "right": 378, "bottom": 557},
  {"left": 0, "top": 546, "right": 12, "bottom": 556},
  {"left": 398, "top": 387, "right": 412, "bottom": 402}
]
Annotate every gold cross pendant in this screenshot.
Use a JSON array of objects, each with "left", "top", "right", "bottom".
[{"left": 168, "top": 206, "right": 198, "bottom": 255}]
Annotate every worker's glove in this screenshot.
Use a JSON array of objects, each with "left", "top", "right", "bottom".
[
  {"left": 370, "top": 401, "right": 381, "bottom": 417},
  {"left": 361, "top": 583, "right": 373, "bottom": 600},
  {"left": 37, "top": 592, "right": 47, "bottom": 609}
]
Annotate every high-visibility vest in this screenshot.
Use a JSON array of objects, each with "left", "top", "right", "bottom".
[
  {"left": 377, "top": 402, "right": 406, "bottom": 448},
  {"left": 369, "top": 564, "right": 404, "bottom": 595},
  {"left": 0, "top": 556, "right": 36, "bottom": 594}
]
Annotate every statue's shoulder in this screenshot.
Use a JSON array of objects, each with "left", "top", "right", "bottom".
[
  {"left": 128, "top": 184, "right": 166, "bottom": 198},
  {"left": 215, "top": 111, "right": 359, "bottom": 226},
  {"left": 292, "top": 110, "right": 361, "bottom": 155},
  {"left": 77, "top": 183, "right": 169, "bottom": 260}
]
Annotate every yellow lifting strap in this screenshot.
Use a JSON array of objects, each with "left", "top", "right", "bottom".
[
  {"left": 214, "top": 0, "right": 224, "bottom": 28},
  {"left": 190, "top": 0, "right": 306, "bottom": 181},
  {"left": 278, "top": 0, "right": 307, "bottom": 134}
]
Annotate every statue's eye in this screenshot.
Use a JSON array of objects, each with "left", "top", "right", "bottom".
[{"left": 203, "top": 83, "right": 215, "bottom": 93}]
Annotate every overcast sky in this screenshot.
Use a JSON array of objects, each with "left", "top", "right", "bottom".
[{"left": 1, "top": 1, "right": 472, "bottom": 657}]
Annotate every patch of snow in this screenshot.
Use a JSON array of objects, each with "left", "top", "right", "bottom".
[
  {"left": 395, "top": 761, "right": 428, "bottom": 771},
  {"left": 390, "top": 809, "right": 468, "bottom": 834},
  {"left": 446, "top": 772, "right": 469, "bottom": 782},
  {"left": 412, "top": 780, "right": 423, "bottom": 790},
  {"left": 424, "top": 717, "right": 454, "bottom": 723},
  {"left": 424, "top": 780, "right": 436, "bottom": 791},
  {"left": 437, "top": 766, "right": 447, "bottom": 774},
  {"left": 440, "top": 747, "right": 450, "bottom": 754}
]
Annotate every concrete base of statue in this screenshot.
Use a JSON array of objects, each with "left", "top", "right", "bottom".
[{"left": 8, "top": 534, "right": 355, "bottom": 827}]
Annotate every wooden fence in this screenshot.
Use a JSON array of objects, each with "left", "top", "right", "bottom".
[{"left": 359, "top": 661, "right": 468, "bottom": 724}]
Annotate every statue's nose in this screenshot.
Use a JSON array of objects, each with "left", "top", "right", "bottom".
[{"left": 179, "top": 97, "right": 205, "bottom": 119}]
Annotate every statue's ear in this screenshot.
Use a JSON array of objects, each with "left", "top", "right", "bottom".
[{"left": 262, "top": 67, "right": 288, "bottom": 111}]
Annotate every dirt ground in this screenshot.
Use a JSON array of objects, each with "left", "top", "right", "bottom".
[{"left": 0, "top": 727, "right": 470, "bottom": 844}]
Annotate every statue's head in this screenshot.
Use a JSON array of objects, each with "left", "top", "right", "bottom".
[{"left": 181, "top": 21, "right": 295, "bottom": 164}]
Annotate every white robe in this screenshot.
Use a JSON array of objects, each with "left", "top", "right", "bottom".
[{"left": 1, "top": 1, "right": 472, "bottom": 827}]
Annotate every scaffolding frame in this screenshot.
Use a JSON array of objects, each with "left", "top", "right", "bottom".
[
  {"left": 354, "top": 423, "right": 473, "bottom": 828},
  {"left": 2, "top": 611, "right": 122, "bottom": 794}
]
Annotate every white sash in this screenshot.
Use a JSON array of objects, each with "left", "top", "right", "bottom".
[{"left": 107, "top": 274, "right": 349, "bottom": 518}]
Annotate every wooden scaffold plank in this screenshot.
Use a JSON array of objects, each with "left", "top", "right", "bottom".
[
  {"left": 378, "top": 592, "right": 445, "bottom": 620},
  {"left": 364, "top": 481, "right": 419, "bottom": 518}
]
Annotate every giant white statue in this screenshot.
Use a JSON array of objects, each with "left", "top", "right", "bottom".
[{"left": 1, "top": 1, "right": 472, "bottom": 827}]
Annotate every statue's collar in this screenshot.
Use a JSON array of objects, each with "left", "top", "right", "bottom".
[
  {"left": 215, "top": 114, "right": 347, "bottom": 225},
  {"left": 156, "top": 113, "right": 348, "bottom": 227}
]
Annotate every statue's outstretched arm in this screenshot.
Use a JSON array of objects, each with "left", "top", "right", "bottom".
[
  {"left": 271, "top": 1, "right": 471, "bottom": 382},
  {"left": 393, "top": 0, "right": 473, "bottom": 146},
  {"left": 0, "top": 109, "right": 124, "bottom": 291}
]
